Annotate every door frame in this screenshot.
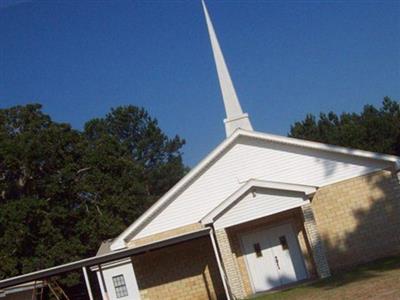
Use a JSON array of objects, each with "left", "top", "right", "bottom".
[{"left": 239, "top": 220, "right": 308, "bottom": 294}]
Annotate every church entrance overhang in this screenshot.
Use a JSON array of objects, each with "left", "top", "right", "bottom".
[{"left": 201, "top": 179, "right": 317, "bottom": 230}]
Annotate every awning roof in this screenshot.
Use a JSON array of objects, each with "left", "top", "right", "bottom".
[{"left": 0, "top": 227, "right": 210, "bottom": 289}]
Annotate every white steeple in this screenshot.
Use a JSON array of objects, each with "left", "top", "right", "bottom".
[{"left": 201, "top": 0, "right": 253, "bottom": 137}]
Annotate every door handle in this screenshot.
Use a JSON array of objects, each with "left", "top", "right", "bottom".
[{"left": 274, "top": 256, "right": 280, "bottom": 270}]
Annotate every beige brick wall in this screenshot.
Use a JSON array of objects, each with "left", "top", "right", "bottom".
[
  {"left": 223, "top": 208, "right": 315, "bottom": 297},
  {"left": 131, "top": 236, "right": 226, "bottom": 300},
  {"left": 301, "top": 203, "right": 331, "bottom": 278},
  {"left": 312, "top": 170, "right": 400, "bottom": 271},
  {"left": 215, "top": 229, "right": 246, "bottom": 299},
  {"left": 127, "top": 223, "right": 204, "bottom": 248}
]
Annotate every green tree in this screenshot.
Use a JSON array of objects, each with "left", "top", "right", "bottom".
[
  {"left": 84, "top": 106, "right": 186, "bottom": 204},
  {"left": 78, "top": 106, "right": 186, "bottom": 254},
  {"left": 0, "top": 104, "right": 86, "bottom": 279},
  {"left": 0, "top": 104, "right": 186, "bottom": 292},
  {"left": 289, "top": 97, "right": 400, "bottom": 156}
]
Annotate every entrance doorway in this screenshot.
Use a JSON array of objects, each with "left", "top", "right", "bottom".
[{"left": 240, "top": 223, "right": 307, "bottom": 292}]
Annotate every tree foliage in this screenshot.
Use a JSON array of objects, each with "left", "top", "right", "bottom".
[
  {"left": 0, "top": 104, "right": 186, "bottom": 286},
  {"left": 289, "top": 97, "right": 400, "bottom": 156}
]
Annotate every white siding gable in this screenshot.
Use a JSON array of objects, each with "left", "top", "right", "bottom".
[
  {"left": 133, "top": 135, "right": 391, "bottom": 240},
  {"left": 214, "top": 188, "right": 308, "bottom": 229}
]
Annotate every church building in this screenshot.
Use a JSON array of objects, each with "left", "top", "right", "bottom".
[{"left": 94, "top": 2, "right": 400, "bottom": 299}]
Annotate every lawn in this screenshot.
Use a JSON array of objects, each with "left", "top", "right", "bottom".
[{"left": 249, "top": 256, "right": 400, "bottom": 300}]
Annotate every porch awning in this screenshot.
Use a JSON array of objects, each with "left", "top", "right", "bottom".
[{"left": 0, "top": 227, "right": 211, "bottom": 289}]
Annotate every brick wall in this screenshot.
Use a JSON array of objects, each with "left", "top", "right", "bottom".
[
  {"left": 301, "top": 203, "right": 331, "bottom": 278},
  {"left": 214, "top": 229, "right": 246, "bottom": 299},
  {"left": 131, "top": 236, "right": 226, "bottom": 300},
  {"left": 312, "top": 170, "right": 400, "bottom": 271},
  {"left": 127, "top": 223, "right": 204, "bottom": 248}
]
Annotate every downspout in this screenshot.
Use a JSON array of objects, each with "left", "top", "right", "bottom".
[{"left": 208, "top": 226, "right": 233, "bottom": 300}]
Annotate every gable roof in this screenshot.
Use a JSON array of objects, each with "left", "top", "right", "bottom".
[
  {"left": 111, "top": 129, "right": 400, "bottom": 250},
  {"left": 201, "top": 179, "right": 316, "bottom": 225}
]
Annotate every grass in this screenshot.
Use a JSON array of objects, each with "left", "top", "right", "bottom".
[{"left": 248, "top": 256, "right": 400, "bottom": 300}]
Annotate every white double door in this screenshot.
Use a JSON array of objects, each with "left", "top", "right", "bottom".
[{"left": 241, "top": 223, "right": 307, "bottom": 292}]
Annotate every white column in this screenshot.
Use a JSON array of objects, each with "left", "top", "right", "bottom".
[
  {"left": 82, "top": 266, "right": 94, "bottom": 300},
  {"left": 97, "top": 265, "right": 110, "bottom": 300}
]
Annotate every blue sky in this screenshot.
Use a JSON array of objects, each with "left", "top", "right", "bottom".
[{"left": 1, "top": 0, "right": 399, "bottom": 166}]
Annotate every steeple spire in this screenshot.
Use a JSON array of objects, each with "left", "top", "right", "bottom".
[{"left": 201, "top": 0, "right": 253, "bottom": 137}]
